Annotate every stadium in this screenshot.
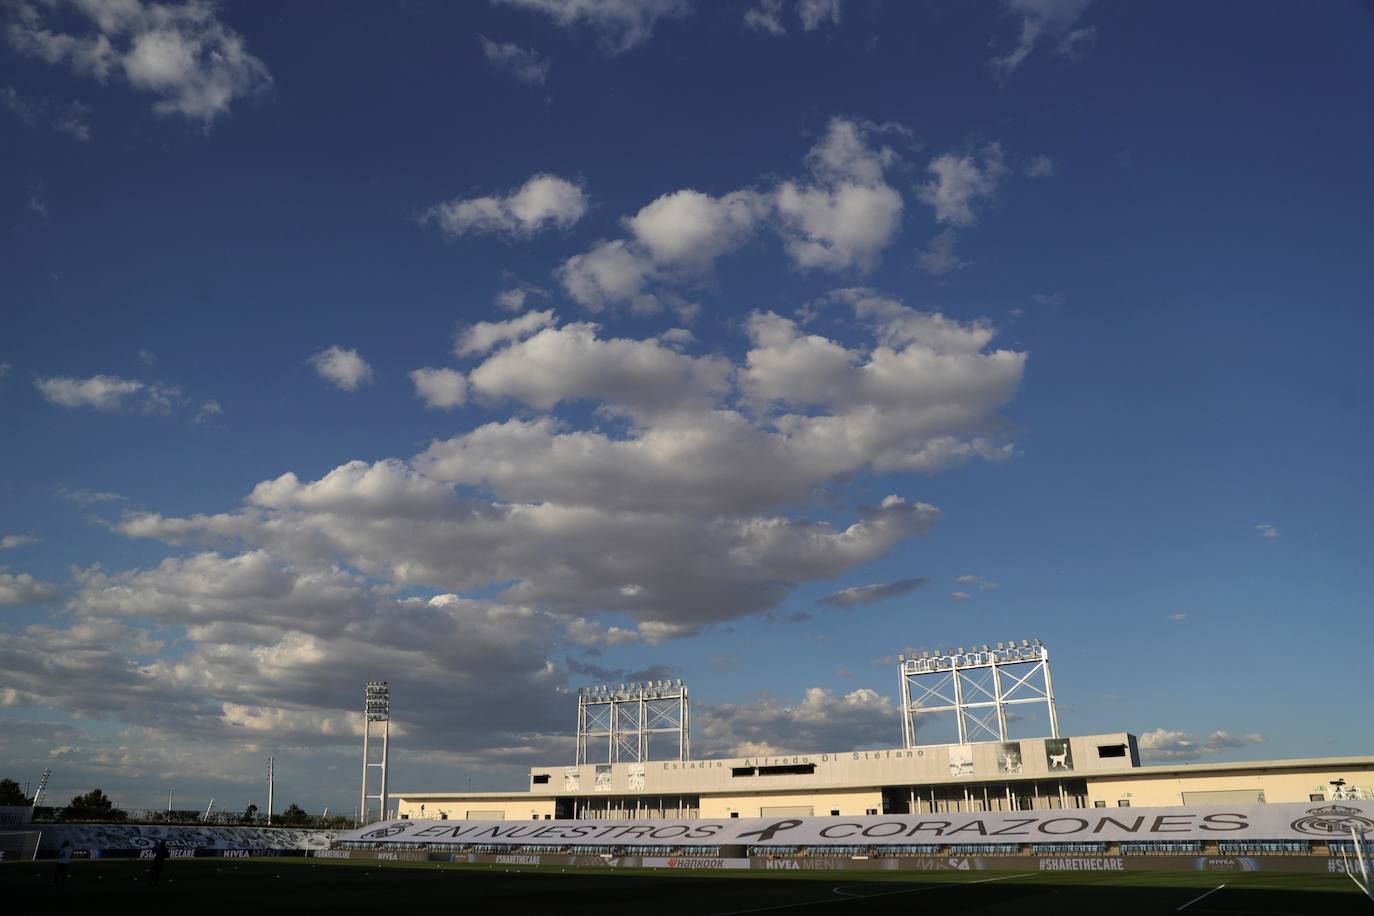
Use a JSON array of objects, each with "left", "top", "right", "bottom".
[{"left": 6, "top": 642, "right": 1374, "bottom": 912}]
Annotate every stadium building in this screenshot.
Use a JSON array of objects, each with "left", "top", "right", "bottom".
[{"left": 392, "top": 642, "right": 1374, "bottom": 822}]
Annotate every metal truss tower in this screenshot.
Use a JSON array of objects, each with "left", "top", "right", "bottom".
[
  {"left": 359, "top": 681, "right": 390, "bottom": 824},
  {"left": 898, "top": 639, "right": 1059, "bottom": 746},
  {"left": 576, "top": 680, "right": 689, "bottom": 765}
]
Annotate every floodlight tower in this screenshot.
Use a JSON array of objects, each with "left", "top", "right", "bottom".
[
  {"left": 359, "top": 681, "right": 391, "bottom": 824},
  {"left": 575, "top": 680, "right": 689, "bottom": 765},
  {"left": 31, "top": 767, "right": 50, "bottom": 808},
  {"left": 898, "top": 638, "right": 1059, "bottom": 746}
]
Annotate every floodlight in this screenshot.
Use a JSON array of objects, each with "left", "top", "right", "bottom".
[
  {"left": 982, "top": 643, "right": 990, "bottom": 652},
  {"left": 1033, "top": 638, "right": 1042, "bottom": 646},
  {"left": 1021, "top": 639, "right": 1029, "bottom": 647},
  {"left": 956, "top": 646, "right": 964, "bottom": 655}
]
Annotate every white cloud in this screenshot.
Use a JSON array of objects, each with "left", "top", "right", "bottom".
[
  {"left": 192, "top": 399, "right": 221, "bottom": 424},
  {"left": 57, "top": 487, "right": 126, "bottom": 506},
  {"left": 495, "top": 0, "right": 690, "bottom": 54},
  {"left": 422, "top": 173, "right": 588, "bottom": 239},
  {"left": 466, "top": 322, "right": 732, "bottom": 413},
  {"left": 1055, "top": 25, "right": 1096, "bottom": 60},
  {"left": 1, "top": 84, "right": 91, "bottom": 140},
  {"left": 820, "top": 577, "right": 927, "bottom": 607},
  {"left": 1026, "top": 154, "right": 1056, "bottom": 178},
  {"left": 775, "top": 119, "right": 904, "bottom": 272},
  {"left": 915, "top": 229, "right": 965, "bottom": 276},
  {"left": 990, "top": 0, "right": 1094, "bottom": 81},
  {"left": 1255, "top": 524, "right": 1280, "bottom": 539},
  {"left": 697, "top": 686, "right": 894, "bottom": 757},
  {"left": 951, "top": 591, "right": 970, "bottom": 601},
  {"left": 455, "top": 309, "right": 559, "bottom": 357},
  {"left": 0, "top": 571, "right": 57, "bottom": 604},
  {"left": 1, "top": 535, "right": 38, "bottom": 550},
  {"left": 626, "top": 189, "right": 767, "bottom": 272},
  {"left": 6, "top": 0, "right": 272, "bottom": 123},
  {"left": 557, "top": 239, "right": 659, "bottom": 312},
  {"left": 307, "top": 346, "right": 374, "bottom": 392},
  {"left": 917, "top": 143, "right": 1007, "bottom": 228},
  {"left": 35, "top": 371, "right": 195, "bottom": 415},
  {"left": 954, "top": 574, "right": 998, "bottom": 590},
  {"left": 1138, "top": 728, "right": 1265, "bottom": 762},
  {"left": 493, "top": 282, "right": 550, "bottom": 313},
  {"left": 478, "top": 35, "right": 550, "bottom": 85},
  {"left": 743, "top": 0, "right": 785, "bottom": 35},
  {"left": 409, "top": 368, "right": 468, "bottom": 410},
  {"left": 1168, "top": 612, "right": 1187, "bottom": 621},
  {"left": 797, "top": 0, "right": 842, "bottom": 31},
  {"left": 28, "top": 185, "right": 48, "bottom": 221}
]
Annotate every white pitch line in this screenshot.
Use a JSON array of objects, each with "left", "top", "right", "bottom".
[
  {"left": 708, "top": 871, "right": 1036, "bottom": 915},
  {"left": 1175, "top": 883, "right": 1226, "bottom": 911}
]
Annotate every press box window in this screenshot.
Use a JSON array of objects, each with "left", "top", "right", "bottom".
[
  {"left": 1097, "top": 744, "right": 1128, "bottom": 758},
  {"left": 531, "top": 774, "right": 550, "bottom": 784},
  {"left": 1094, "top": 801, "right": 1107, "bottom": 808},
  {"left": 1117, "top": 800, "right": 1131, "bottom": 807}
]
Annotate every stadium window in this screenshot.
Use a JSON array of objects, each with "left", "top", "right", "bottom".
[
  {"left": 1094, "top": 801, "right": 1107, "bottom": 808},
  {"left": 831, "top": 809, "right": 840, "bottom": 816},
  {"left": 1117, "top": 800, "right": 1131, "bottom": 807},
  {"left": 730, "top": 812, "right": 739, "bottom": 818},
  {"left": 866, "top": 809, "right": 877, "bottom": 816},
  {"left": 532, "top": 774, "right": 550, "bottom": 784},
  {"left": 1097, "top": 745, "right": 1128, "bottom": 758},
  {"left": 545, "top": 814, "right": 552, "bottom": 819},
  {"left": 1310, "top": 794, "right": 1325, "bottom": 802},
  {"left": 757, "top": 763, "right": 816, "bottom": 776},
  {"left": 732, "top": 767, "right": 756, "bottom": 777}
]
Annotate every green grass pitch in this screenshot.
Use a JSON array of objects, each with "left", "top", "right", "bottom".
[{"left": 5, "top": 858, "right": 1370, "bottom": 914}]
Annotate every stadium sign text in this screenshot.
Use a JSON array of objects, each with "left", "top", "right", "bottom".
[{"left": 338, "top": 802, "right": 1374, "bottom": 847}]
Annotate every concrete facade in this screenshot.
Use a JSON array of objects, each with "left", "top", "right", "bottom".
[{"left": 393, "top": 734, "right": 1374, "bottom": 823}]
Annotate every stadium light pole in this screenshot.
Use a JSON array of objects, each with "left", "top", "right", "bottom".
[
  {"left": 361, "top": 681, "right": 391, "bottom": 825},
  {"left": 267, "top": 755, "right": 275, "bottom": 826}
]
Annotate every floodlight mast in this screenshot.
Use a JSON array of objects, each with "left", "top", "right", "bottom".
[
  {"left": 575, "top": 680, "right": 689, "bottom": 765},
  {"left": 359, "top": 681, "right": 391, "bottom": 824},
  {"left": 898, "top": 639, "right": 1059, "bottom": 747}
]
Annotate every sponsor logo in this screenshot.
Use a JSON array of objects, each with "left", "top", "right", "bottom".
[
  {"left": 1038, "top": 857, "right": 1124, "bottom": 872},
  {"left": 1194, "top": 857, "right": 1260, "bottom": 872},
  {"left": 494, "top": 854, "right": 541, "bottom": 865},
  {"left": 377, "top": 852, "right": 399, "bottom": 860},
  {"left": 1291, "top": 805, "right": 1374, "bottom": 837},
  {"left": 764, "top": 859, "right": 799, "bottom": 870},
  {"left": 222, "top": 850, "right": 250, "bottom": 858},
  {"left": 313, "top": 850, "right": 350, "bottom": 859},
  {"left": 360, "top": 822, "right": 413, "bottom": 840},
  {"left": 643, "top": 856, "right": 749, "bottom": 870}
]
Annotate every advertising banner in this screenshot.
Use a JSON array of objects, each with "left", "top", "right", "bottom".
[{"left": 337, "top": 801, "right": 1374, "bottom": 847}]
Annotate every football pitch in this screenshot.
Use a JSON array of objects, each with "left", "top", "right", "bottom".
[{"left": 5, "top": 858, "right": 1370, "bottom": 914}]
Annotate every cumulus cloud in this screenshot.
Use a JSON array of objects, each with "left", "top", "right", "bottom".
[
  {"left": 307, "top": 346, "right": 374, "bottom": 391},
  {"left": 797, "top": 0, "right": 842, "bottom": 31},
  {"left": 1, "top": 535, "right": 38, "bottom": 550},
  {"left": 0, "top": 571, "right": 57, "bottom": 604},
  {"left": 493, "top": 282, "right": 550, "bottom": 313},
  {"left": 192, "top": 399, "right": 222, "bottom": 424},
  {"left": 917, "top": 143, "right": 1007, "bottom": 228},
  {"left": 478, "top": 35, "right": 550, "bottom": 85},
  {"left": 57, "top": 487, "right": 126, "bottom": 506},
  {"left": 697, "top": 687, "right": 895, "bottom": 757},
  {"left": 1138, "top": 728, "right": 1265, "bottom": 762},
  {"left": 456, "top": 310, "right": 559, "bottom": 357},
  {"left": 743, "top": 0, "right": 786, "bottom": 35},
  {"left": 409, "top": 368, "right": 467, "bottom": 410},
  {"left": 989, "top": 0, "right": 1095, "bottom": 81},
  {"left": 422, "top": 174, "right": 587, "bottom": 239},
  {"left": 557, "top": 238, "right": 660, "bottom": 313},
  {"left": 627, "top": 189, "right": 767, "bottom": 273},
  {"left": 495, "top": 0, "right": 690, "bottom": 54},
  {"left": 1255, "top": 524, "right": 1280, "bottom": 539},
  {"left": 954, "top": 574, "right": 998, "bottom": 590},
  {"left": 35, "top": 374, "right": 182, "bottom": 413},
  {"left": 820, "top": 577, "right": 928, "bottom": 607},
  {"left": 775, "top": 118, "right": 905, "bottom": 273},
  {"left": 915, "top": 229, "right": 965, "bottom": 276},
  {"left": 5, "top": 0, "right": 272, "bottom": 122}
]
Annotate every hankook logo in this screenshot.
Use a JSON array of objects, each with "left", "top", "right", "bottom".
[
  {"left": 1290, "top": 806, "right": 1374, "bottom": 836},
  {"left": 360, "top": 822, "right": 413, "bottom": 839}
]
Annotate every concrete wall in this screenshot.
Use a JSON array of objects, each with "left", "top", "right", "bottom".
[
  {"left": 699, "top": 788, "right": 884, "bottom": 819},
  {"left": 395, "top": 795, "right": 556, "bottom": 821},
  {"left": 1087, "top": 764, "right": 1374, "bottom": 808}
]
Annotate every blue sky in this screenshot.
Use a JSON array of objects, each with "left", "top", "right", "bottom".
[{"left": 2, "top": 0, "right": 1372, "bottom": 815}]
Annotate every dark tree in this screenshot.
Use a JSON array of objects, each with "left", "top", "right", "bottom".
[
  {"left": 244, "top": 803, "right": 259, "bottom": 822},
  {"left": 61, "top": 788, "right": 127, "bottom": 822},
  {"left": 0, "top": 778, "right": 29, "bottom": 806},
  {"left": 279, "top": 803, "right": 308, "bottom": 825}
]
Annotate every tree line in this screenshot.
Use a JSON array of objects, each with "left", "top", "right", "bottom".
[{"left": 0, "top": 778, "right": 349, "bottom": 827}]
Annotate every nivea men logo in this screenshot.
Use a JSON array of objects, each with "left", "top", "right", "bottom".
[
  {"left": 360, "top": 822, "right": 413, "bottom": 839},
  {"left": 1290, "top": 805, "right": 1374, "bottom": 836},
  {"left": 736, "top": 819, "right": 804, "bottom": 842}
]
